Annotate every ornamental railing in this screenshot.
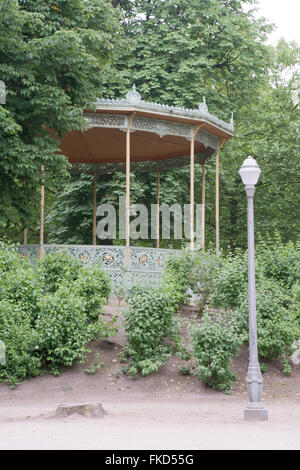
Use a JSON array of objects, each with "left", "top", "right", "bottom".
[{"left": 19, "top": 244, "right": 182, "bottom": 293}]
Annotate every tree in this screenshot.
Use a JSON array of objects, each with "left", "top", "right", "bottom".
[
  {"left": 47, "top": 0, "right": 274, "bottom": 248},
  {"left": 12, "top": 1, "right": 300, "bottom": 249},
  {"left": 103, "top": 0, "right": 271, "bottom": 116},
  {"left": 0, "top": 0, "right": 121, "bottom": 239},
  {"left": 218, "top": 39, "right": 300, "bottom": 248}
]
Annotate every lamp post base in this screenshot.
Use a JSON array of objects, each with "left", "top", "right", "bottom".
[{"left": 244, "top": 403, "right": 268, "bottom": 421}]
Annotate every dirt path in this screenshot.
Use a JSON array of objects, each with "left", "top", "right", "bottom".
[
  {"left": 0, "top": 300, "right": 299, "bottom": 450},
  {"left": 1, "top": 394, "right": 300, "bottom": 450}
]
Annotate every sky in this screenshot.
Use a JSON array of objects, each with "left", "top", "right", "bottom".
[{"left": 252, "top": 0, "right": 300, "bottom": 45}]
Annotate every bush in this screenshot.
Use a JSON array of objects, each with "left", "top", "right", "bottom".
[
  {"left": 162, "top": 250, "right": 222, "bottom": 314},
  {"left": 121, "top": 287, "right": 181, "bottom": 377},
  {"left": 0, "top": 266, "right": 43, "bottom": 322},
  {"left": 256, "top": 237, "right": 300, "bottom": 289},
  {"left": 291, "top": 284, "right": 300, "bottom": 325},
  {"left": 234, "top": 279, "right": 299, "bottom": 373},
  {"left": 190, "top": 311, "right": 241, "bottom": 394},
  {"left": 0, "top": 241, "right": 22, "bottom": 275},
  {"left": 38, "top": 252, "right": 82, "bottom": 293},
  {"left": 0, "top": 242, "right": 116, "bottom": 384},
  {"left": 70, "top": 265, "right": 111, "bottom": 322},
  {"left": 0, "top": 300, "right": 42, "bottom": 387},
  {"left": 210, "top": 249, "right": 249, "bottom": 309},
  {"left": 162, "top": 251, "right": 194, "bottom": 309},
  {"left": 189, "top": 250, "right": 221, "bottom": 313},
  {"left": 35, "top": 285, "right": 94, "bottom": 374}
]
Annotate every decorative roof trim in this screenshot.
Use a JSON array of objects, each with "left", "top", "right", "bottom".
[{"left": 95, "top": 86, "right": 234, "bottom": 136}]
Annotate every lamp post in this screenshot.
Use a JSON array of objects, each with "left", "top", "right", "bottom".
[{"left": 239, "top": 156, "right": 268, "bottom": 421}]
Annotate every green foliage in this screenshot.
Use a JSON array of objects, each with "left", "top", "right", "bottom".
[
  {"left": 35, "top": 285, "right": 93, "bottom": 374},
  {"left": 256, "top": 237, "right": 300, "bottom": 289},
  {"left": 211, "top": 238, "right": 300, "bottom": 311},
  {"left": 190, "top": 311, "right": 241, "bottom": 394},
  {"left": 84, "top": 351, "right": 103, "bottom": 374},
  {"left": 203, "top": 239, "right": 300, "bottom": 381},
  {"left": 44, "top": 3, "right": 299, "bottom": 251},
  {"left": 0, "top": 266, "right": 43, "bottom": 321},
  {"left": 103, "top": 0, "right": 271, "bottom": 111},
  {"left": 189, "top": 250, "right": 221, "bottom": 313},
  {"left": 210, "top": 249, "right": 249, "bottom": 309},
  {"left": 162, "top": 252, "right": 194, "bottom": 310},
  {"left": 291, "top": 284, "right": 300, "bottom": 325},
  {"left": 70, "top": 265, "right": 111, "bottom": 321},
  {"left": 121, "top": 287, "right": 181, "bottom": 377},
  {"left": 38, "top": 252, "right": 82, "bottom": 293},
  {"left": 0, "top": 300, "right": 42, "bottom": 387},
  {"left": 0, "top": 242, "right": 113, "bottom": 385},
  {"left": 234, "top": 279, "right": 299, "bottom": 373},
  {"left": 0, "top": 240, "right": 22, "bottom": 274},
  {"left": 0, "top": 0, "right": 121, "bottom": 237},
  {"left": 163, "top": 250, "right": 221, "bottom": 313},
  {"left": 178, "top": 365, "right": 191, "bottom": 376}
]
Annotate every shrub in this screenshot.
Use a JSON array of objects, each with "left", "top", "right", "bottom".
[
  {"left": 163, "top": 250, "right": 221, "bottom": 313},
  {"left": 291, "top": 284, "right": 300, "bottom": 325},
  {"left": 189, "top": 250, "right": 221, "bottom": 313},
  {"left": 35, "top": 285, "right": 94, "bottom": 374},
  {"left": 210, "top": 250, "right": 249, "bottom": 309},
  {"left": 256, "top": 238, "right": 300, "bottom": 289},
  {"left": 121, "top": 287, "right": 181, "bottom": 377},
  {"left": 0, "top": 242, "right": 116, "bottom": 385},
  {"left": 0, "top": 300, "right": 42, "bottom": 387},
  {"left": 190, "top": 311, "right": 241, "bottom": 394},
  {"left": 38, "top": 252, "right": 82, "bottom": 293},
  {"left": 70, "top": 265, "right": 111, "bottom": 322},
  {"left": 162, "top": 251, "right": 194, "bottom": 309},
  {"left": 0, "top": 266, "right": 43, "bottom": 323},
  {"left": 234, "top": 279, "right": 299, "bottom": 373},
  {"left": 0, "top": 241, "right": 22, "bottom": 275}
]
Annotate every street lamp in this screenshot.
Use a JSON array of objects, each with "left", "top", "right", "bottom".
[{"left": 239, "top": 156, "right": 268, "bottom": 421}]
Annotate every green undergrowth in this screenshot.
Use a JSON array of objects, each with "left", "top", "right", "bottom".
[{"left": 0, "top": 242, "right": 115, "bottom": 387}]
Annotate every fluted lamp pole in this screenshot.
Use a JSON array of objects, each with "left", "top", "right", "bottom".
[{"left": 239, "top": 156, "right": 268, "bottom": 421}]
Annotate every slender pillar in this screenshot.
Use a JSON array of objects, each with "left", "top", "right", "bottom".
[
  {"left": 39, "top": 165, "right": 45, "bottom": 259},
  {"left": 215, "top": 146, "right": 220, "bottom": 254},
  {"left": 190, "top": 125, "right": 204, "bottom": 251},
  {"left": 190, "top": 135, "right": 195, "bottom": 251},
  {"left": 92, "top": 172, "right": 97, "bottom": 245},
  {"left": 125, "top": 113, "right": 135, "bottom": 268},
  {"left": 24, "top": 227, "right": 28, "bottom": 245},
  {"left": 156, "top": 170, "right": 160, "bottom": 249},
  {"left": 201, "top": 164, "right": 205, "bottom": 250}
]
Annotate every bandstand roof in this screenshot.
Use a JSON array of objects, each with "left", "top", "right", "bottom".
[{"left": 58, "top": 86, "right": 234, "bottom": 175}]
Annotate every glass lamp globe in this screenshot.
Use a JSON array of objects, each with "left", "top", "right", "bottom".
[{"left": 239, "top": 156, "right": 261, "bottom": 186}]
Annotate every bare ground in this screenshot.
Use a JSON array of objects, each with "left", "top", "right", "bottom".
[{"left": 0, "top": 299, "right": 299, "bottom": 450}]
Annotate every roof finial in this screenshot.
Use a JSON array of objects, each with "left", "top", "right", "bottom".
[
  {"left": 198, "top": 96, "right": 208, "bottom": 114},
  {"left": 230, "top": 111, "right": 234, "bottom": 127},
  {"left": 126, "top": 84, "right": 141, "bottom": 104}
]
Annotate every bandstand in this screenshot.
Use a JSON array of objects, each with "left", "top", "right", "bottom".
[{"left": 19, "top": 86, "right": 234, "bottom": 290}]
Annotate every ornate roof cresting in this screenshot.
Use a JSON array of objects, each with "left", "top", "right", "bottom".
[{"left": 96, "top": 85, "right": 234, "bottom": 135}]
